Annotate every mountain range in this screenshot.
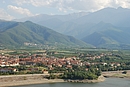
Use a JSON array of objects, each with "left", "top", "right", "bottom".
[
  {"left": 1, "top": 7, "right": 130, "bottom": 49},
  {"left": 15, "top": 7, "right": 130, "bottom": 49},
  {"left": 0, "top": 20, "right": 90, "bottom": 48}
]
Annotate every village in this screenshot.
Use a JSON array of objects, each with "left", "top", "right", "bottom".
[{"left": 0, "top": 49, "right": 124, "bottom": 75}]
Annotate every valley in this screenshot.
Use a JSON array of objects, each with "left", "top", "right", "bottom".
[
  {"left": 1, "top": 1, "right": 130, "bottom": 87},
  {"left": 1, "top": 48, "right": 130, "bottom": 79}
]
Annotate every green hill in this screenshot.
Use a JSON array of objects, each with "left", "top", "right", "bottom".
[
  {"left": 82, "top": 26, "right": 130, "bottom": 49},
  {"left": 0, "top": 21, "right": 90, "bottom": 48}
]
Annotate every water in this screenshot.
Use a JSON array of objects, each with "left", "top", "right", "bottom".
[{"left": 15, "top": 78, "right": 130, "bottom": 87}]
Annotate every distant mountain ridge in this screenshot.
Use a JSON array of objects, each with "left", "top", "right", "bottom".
[
  {"left": 14, "top": 7, "right": 130, "bottom": 49},
  {"left": 14, "top": 12, "right": 90, "bottom": 29},
  {"left": 0, "top": 20, "right": 91, "bottom": 48},
  {"left": 82, "top": 24, "right": 130, "bottom": 48},
  {"left": 15, "top": 12, "right": 89, "bottom": 22},
  {"left": 75, "top": 7, "right": 130, "bottom": 27}
]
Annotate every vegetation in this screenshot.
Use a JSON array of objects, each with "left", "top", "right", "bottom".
[
  {"left": 61, "top": 69, "right": 101, "bottom": 80},
  {"left": 0, "top": 21, "right": 89, "bottom": 48},
  {"left": 1, "top": 48, "right": 130, "bottom": 80}
]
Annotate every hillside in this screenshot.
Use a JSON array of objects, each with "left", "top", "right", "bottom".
[
  {"left": 0, "top": 21, "right": 90, "bottom": 48},
  {"left": 57, "top": 7, "right": 130, "bottom": 39},
  {"left": 82, "top": 27, "right": 130, "bottom": 49},
  {"left": 14, "top": 7, "right": 130, "bottom": 49},
  {"left": 76, "top": 7, "right": 130, "bottom": 27},
  {"left": 15, "top": 12, "right": 90, "bottom": 30}
]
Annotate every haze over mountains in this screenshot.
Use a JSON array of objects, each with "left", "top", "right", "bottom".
[
  {"left": 1, "top": 7, "right": 130, "bottom": 49},
  {"left": 0, "top": 20, "right": 89, "bottom": 48},
  {"left": 15, "top": 7, "right": 130, "bottom": 49}
]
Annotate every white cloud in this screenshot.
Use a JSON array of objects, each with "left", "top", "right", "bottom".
[
  {"left": 113, "top": 0, "right": 130, "bottom": 8},
  {"left": 14, "top": 0, "right": 51, "bottom": 6},
  {"left": 0, "top": 8, "right": 14, "bottom": 20},
  {"left": 13, "top": 0, "right": 30, "bottom": 6},
  {"left": 8, "top": 5, "right": 33, "bottom": 16},
  {"left": 13, "top": 0, "right": 130, "bottom": 12}
]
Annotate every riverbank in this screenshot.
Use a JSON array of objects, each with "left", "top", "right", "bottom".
[
  {"left": 102, "top": 70, "right": 130, "bottom": 78},
  {"left": 66, "top": 75, "right": 105, "bottom": 83},
  {"left": 0, "top": 74, "right": 105, "bottom": 87},
  {"left": 0, "top": 74, "right": 65, "bottom": 87},
  {"left": 0, "top": 71, "right": 129, "bottom": 87},
  {"left": 0, "top": 79, "right": 65, "bottom": 87}
]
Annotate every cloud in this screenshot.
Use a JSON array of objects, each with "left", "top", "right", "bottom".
[
  {"left": 13, "top": 0, "right": 130, "bottom": 12},
  {"left": 14, "top": 0, "right": 51, "bottom": 6},
  {"left": 113, "top": 0, "right": 130, "bottom": 8},
  {"left": 0, "top": 8, "right": 14, "bottom": 20},
  {"left": 8, "top": 5, "right": 33, "bottom": 16}
]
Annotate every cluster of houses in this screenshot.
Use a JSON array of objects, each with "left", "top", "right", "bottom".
[
  {"left": 0, "top": 55, "right": 19, "bottom": 67},
  {"left": 0, "top": 55, "right": 19, "bottom": 73},
  {"left": 19, "top": 56, "right": 83, "bottom": 69},
  {"left": 0, "top": 52, "right": 121, "bottom": 73}
]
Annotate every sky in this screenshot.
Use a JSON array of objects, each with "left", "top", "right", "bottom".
[{"left": 0, "top": 0, "right": 130, "bottom": 20}]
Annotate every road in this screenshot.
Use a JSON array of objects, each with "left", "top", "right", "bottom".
[{"left": 0, "top": 74, "right": 49, "bottom": 78}]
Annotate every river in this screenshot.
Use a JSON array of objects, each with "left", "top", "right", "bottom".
[{"left": 14, "top": 78, "right": 130, "bottom": 87}]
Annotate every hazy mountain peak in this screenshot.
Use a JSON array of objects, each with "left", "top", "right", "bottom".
[
  {"left": 117, "top": 6, "right": 128, "bottom": 10},
  {"left": 11, "top": 7, "right": 130, "bottom": 49}
]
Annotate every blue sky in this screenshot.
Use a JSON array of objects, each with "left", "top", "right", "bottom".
[{"left": 0, "top": 0, "right": 130, "bottom": 20}]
